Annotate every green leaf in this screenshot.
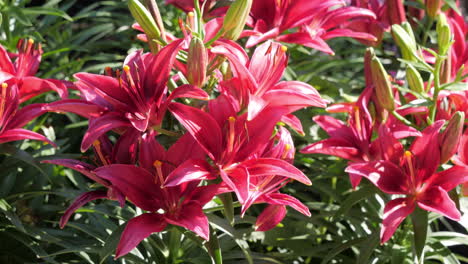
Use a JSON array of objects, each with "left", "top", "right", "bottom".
[
  {"left": 410, "top": 207, "right": 428, "bottom": 262},
  {"left": 22, "top": 7, "right": 73, "bottom": 21},
  {"left": 99, "top": 224, "right": 126, "bottom": 263}
]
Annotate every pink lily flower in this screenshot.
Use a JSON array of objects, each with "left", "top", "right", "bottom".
[
  {"left": 0, "top": 39, "right": 69, "bottom": 102},
  {"left": 165, "top": 0, "right": 229, "bottom": 18},
  {"left": 42, "top": 130, "right": 146, "bottom": 228},
  {"left": 301, "top": 87, "right": 420, "bottom": 187},
  {"left": 44, "top": 40, "right": 209, "bottom": 151},
  {"left": 165, "top": 100, "right": 312, "bottom": 220},
  {"left": 346, "top": 121, "right": 468, "bottom": 243},
  {"left": 212, "top": 41, "right": 327, "bottom": 132},
  {"left": 452, "top": 128, "right": 468, "bottom": 196},
  {"left": 94, "top": 132, "right": 221, "bottom": 258},
  {"left": 245, "top": 0, "right": 376, "bottom": 54},
  {"left": 0, "top": 79, "right": 54, "bottom": 145}
]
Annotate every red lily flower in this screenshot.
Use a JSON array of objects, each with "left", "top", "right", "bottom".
[
  {"left": 447, "top": 10, "right": 468, "bottom": 82},
  {"left": 452, "top": 128, "right": 468, "bottom": 196},
  {"left": 94, "top": 132, "right": 221, "bottom": 258},
  {"left": 42, "top": 130, "right": 145, "bottom": 228},
  {"left": 245, "top": 0, "right": 376, "bottom": 54},
  {"left": 346, "top": 121, "right": 468, "bottom": 243},
  {"left": 164, "top": 100, "right": 312, "bottom": 219},
  {"left": 301, "top": 87, "right": 420, "bottom": 187},
  {"left": 165, "top": 0, "right": 229, "bottom": 18},
  {"left": 44, "top": 40, "right": 209, "bottom": 151},
  {"left": 212, "top": 41, "right": 327, "bottom": 130},
  {"left": 0, "top": 39, "right": 68, "bottom": 102},
  {"left": 0, "top": 80, "right": 53, "bottom": 145}
]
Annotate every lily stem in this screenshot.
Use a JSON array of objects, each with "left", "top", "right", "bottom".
[{"left": 428, "top": 55, "right": 445, "bottom": 124}]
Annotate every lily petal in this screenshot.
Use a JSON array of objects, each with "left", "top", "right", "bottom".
[
  {"left": 255, "top": 205, "right": 287, "bottom": 231},
  {"left": 417, "top": 186, "right": 461, "bottom": 221},
  {"left": 381, "top": 198, "right": 415, "bottom": 243},
  {"left": 345, "top": 161, "right": 409, "bottom": 194},
  {"left": 60, "top": 190, "right": 107, "bottom": 228},
  {"left": 165, "top": 201, "right": 209, "bottom": 240},
  {"left": 241, "top": 158, "right": 311, "bottom": 185},
  {"left": 115, "top": 213, "right": 167, "bottom": 259}
]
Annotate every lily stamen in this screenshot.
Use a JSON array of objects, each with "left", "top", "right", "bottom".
[
  {"left": 93, "top": 140, "right": 109, "bottom": 165},
  {"left": 0, "top": 83, "right": 8, "bottom": 120},
  {"left": 281, "top": 144, "right": 292, "bottom": 159},
  {"left": 353, "top": 106, "right": 362, "bottom": 134},
  {"left": 404, "top": 150, "right": 416, "bottom": 187},
  {"left": 153, "top": 160, "right": 165, "bottom": 187},
  {"left": 227, "top": 116, "right": 236, "bottom": 153}
]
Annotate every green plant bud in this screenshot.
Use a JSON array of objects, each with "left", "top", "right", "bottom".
[
  {"left": 440, "top": 57, "right": 452, "bottom": 84},
  {"left": 187, "top": 37, "right": 208, "bottom": 87},
  {"left": 222, "top": 0, "right": 252, "bottom": 40},
  {"left": 426, "top": 0, "right": 442, "bottom": 19},
  {"left": 128, "top": 0, "right": 161, "bottom": 50},
  {"left": 440, "top": 111, "right": 465, "bottom": 164},
  {"left": 406, "top": 64, "right": 425, "bottom": 93},
  {"left": 436, "top": 13, "right": 452, "bottom": 56},
  {"left": 371, "top": 56, "right": 395, "bottom": 111},
  {"left": 392, "top": 24, "right": 418, "bottom": 61}
]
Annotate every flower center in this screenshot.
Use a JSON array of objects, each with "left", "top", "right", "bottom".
[
  {"left": 92, "top": 140, "right": 109, "bottom": 166},
  {"left": 153, "top": 160, "right": 165, "bottom": 187}
]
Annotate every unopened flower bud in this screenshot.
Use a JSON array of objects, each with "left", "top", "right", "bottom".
[
  {"left": 222, "top": 0, "right": 252, "bottom": 40},
  {"left": 364, "top": 48, "right": 375, "bottom": 87},
  {"left": 387, "top": 0, "right": 406, "bottom": 25},
  {"left": 426, "top": 0, "right": 442, "bottom": 18},
  {"left": 371, "top": 56, "right": 395, "bottom": 111},
  {"left": 440, "top": 55, "right": 452, "bottom": 84},
  {"left": 128, "top": 0, "right": 162, "bottom": 51},
  {"left": 440, "top": 111, "right": 465, "bottom": 164},
  {"left": 392, "top": 23, "right": 418, "bottom": 61},
  {"left": 436, "top": 13, "right": 452, "bottom": 56},
  {"left": 187, "top": 37, "right": 208, "bottom": 87},
  {"left": 406, "top": 64, "right": 425, "bottom": 93}
]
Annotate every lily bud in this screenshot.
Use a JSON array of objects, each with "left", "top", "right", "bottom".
[
  {"left": 406, "top": 64, "right": 425, "bottom": 93},
  {"left": 392, "top": 23, "right": 418, "bottom": 61},
  {"left": 439, "top": 111, "right": 464, "bottom": 164},
  {"left": 128, "top": 0, "right": 162, "bottom": 51},
  {"left": 187, "top": 37, "right": 208, "bottom": 87},
  {"left": 387, "top": 0, "right": 406, "bottom": 25},
  {"left": 222, "top": 0, "right": 253, "bottom": 40},
  {"left": 440, "top": 55, "right": 452, "bottom": 84},
  {"left": 364, "top": 48, "right": 375, "bottom": 87},
  {"left": 436, "top": 13, "right": 452, "bottom": 56},
  {"left": 371, "top": 56, "right": 395, "bottom": 111},
  {"left": 426, "top": 0, "right": 442, "bottom": 18}
]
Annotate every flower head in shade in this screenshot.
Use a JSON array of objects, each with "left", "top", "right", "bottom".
[
  {"left": 0, "top": 39, "right": 69, "bottom": 102},
  {"left": 0, "top": 80, "right": 53, "bottom": 145}
]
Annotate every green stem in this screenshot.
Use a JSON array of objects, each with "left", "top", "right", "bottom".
[
  {"left": 428, "top": 56, "right": 445, "bottom": 124},
  {"left": 168, "top": 227, "right": 181, "bottom": 263},
  {"left": 421, "top": 17, "right": 434, "bottom": 46},
  {"left": 391, "top": 110, "right": 413, "bottom": 127},
  {"left": 205, "top": 226, "right": 222, "bottom": 264},
  {"left": 410, "top": 207, "right": 428, "bottom": 264}
]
